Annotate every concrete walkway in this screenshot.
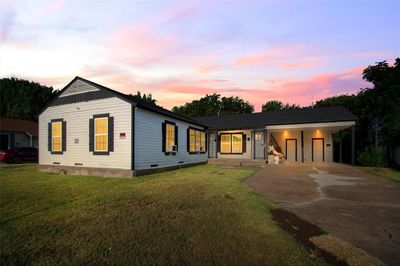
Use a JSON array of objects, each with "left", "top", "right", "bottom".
[{"left": 245, "top": 163, "right": 400, "bottom": 265}]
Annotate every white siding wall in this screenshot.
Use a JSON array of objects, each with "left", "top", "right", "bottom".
[
  {"left": 60, "top": 80, "right": 100, "bottom": 97},
  {"left": 217, "top": 129, "right": 252, "bottom": 159},
  {"left": 39, "top": 97, "right": 132, "bottom": 169},
  {"left": 134, "top": 108, "right": 207, "bottom": 170}
]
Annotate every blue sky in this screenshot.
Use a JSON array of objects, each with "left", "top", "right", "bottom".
[{"left": 1, "top": 0, "right": 399, "bottom": 110}]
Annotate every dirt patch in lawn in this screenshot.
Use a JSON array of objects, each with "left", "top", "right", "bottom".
[{"left": 271, "top": 208, "right": 346, "bottom": 266}]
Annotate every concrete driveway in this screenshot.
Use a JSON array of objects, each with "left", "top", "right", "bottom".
[{"left": 246, "top": 163, "right": 400, "bottom": 265}]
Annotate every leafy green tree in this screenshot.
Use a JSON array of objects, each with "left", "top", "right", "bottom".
[
  {"left": 172, "top": 93, "right": 254, "bottom": 117},
  {"left": 315, "top": 58, "right": 400, "bottom": 164},
  {"left": 361, "top": 58, "right": 400, "bottom": 161},
  {"left": 127, "top": 91, "right": 157, "bottom": 105},
  {"left": 0, "top": 77, "right": 59, "bottom": 121},
  {"left": 261, "top": 100, "right": 300, "bottom": 112},
  {"left": 220, "top": 96, "right": 254, "bottom": 115}
]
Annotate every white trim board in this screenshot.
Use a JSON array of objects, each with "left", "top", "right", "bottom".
[{"left": 265, "top": 121, "right": 355, "bottom": 130}]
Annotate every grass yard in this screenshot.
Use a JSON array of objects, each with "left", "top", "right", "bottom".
[
  {"left": 0, "top": 164, "right": 323, "bottom": 265},
  {"left": 359, "top": 166, "right": 400, "bottom": 183}
]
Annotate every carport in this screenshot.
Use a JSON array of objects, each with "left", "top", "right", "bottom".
[{"left": 266, "top": 120, "right": 356, "bottom": 165}]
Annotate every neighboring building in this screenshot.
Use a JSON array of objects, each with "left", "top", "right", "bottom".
[
  {"left": 0, "top": 118, "right": 38, "bottom": 150},
  {"left": 38, "top": 77, "right": 208, "bottom": 177},
  {"left": 39, "top": 76, "right": 358, "bottom": 178},
  {"left": 196, "top": 106, "right": 357, "bottom": 164}
]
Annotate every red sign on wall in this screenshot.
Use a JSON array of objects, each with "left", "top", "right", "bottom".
[{"left": 120, "top": 133, "right": 126, "bottom": 139}]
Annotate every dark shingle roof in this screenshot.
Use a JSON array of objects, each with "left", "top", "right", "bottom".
[
  {"left": 0, "top": 118, "right": 38, "bottom": 136},
  {"left": 194, "top": 106, "right": 357, "bottom": 130},
  {"left": 41, "top": 77, "right": 207, "bottom": 128}
]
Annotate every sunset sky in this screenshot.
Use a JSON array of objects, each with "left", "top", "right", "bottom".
[{"left": 1, "top": 0, "right": 399, "bottom": 111}]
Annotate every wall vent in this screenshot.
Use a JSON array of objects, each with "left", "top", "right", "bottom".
[
  {"left": 53, "top": 162, "right": 60, "bottom": 165},
  {"left": 74, "top": 163, "right": 83, "bottom": 166},
  {"left": 150, "top": 164, "right": 158, "bottom": 167},
  {"left": 178, "top": 161, "right": 184, "bottom": 164}
]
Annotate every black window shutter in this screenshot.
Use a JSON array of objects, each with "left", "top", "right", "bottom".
[
  {"left": 108, "top": 116, "right": 114, "bottom": 152},
  {"left": 162, "top": 122, "right": 166, "bottom": 152},
  {"left": 62, "top": 121, "right": 67, "bottom": 151},
  {"left": 48, "top": 122, "right": 52, "bottom": 151},
  {"left": 174, "top": 125, "right": 178, "bottom": 151},
  {"left": 242, "top": 134, "right": 247, "bottom": 153},
  {"left": 89, "top": 119, "right": 94, "bottom": 151},
  {"left": 217, "top": 134, "right": 221, "bottom": 152}
]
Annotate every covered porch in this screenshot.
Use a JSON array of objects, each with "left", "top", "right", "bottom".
[
  {"left": 207, "top": 120, "right": 356, "bottom": 165},
  {"left": 265, "top": 121, "right": 356, "bottom": 165}
]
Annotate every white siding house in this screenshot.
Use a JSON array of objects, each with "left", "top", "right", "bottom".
[{"left": 38, "top": 77, "right": 208, "bottom": 177}]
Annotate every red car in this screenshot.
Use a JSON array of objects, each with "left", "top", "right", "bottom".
[{"left": 0, "top": 147, "right": 38, "bottom": 164}]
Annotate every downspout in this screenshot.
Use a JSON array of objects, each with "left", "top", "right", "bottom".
[
  {"left": 301, "top": 130, "right": 304, "bottom": 163},
  {"left": 351, "top": 125, "right": 355, "bottom": 166},
  {"left": 25, "top": 132, "right": 33, "bottom": 147}
]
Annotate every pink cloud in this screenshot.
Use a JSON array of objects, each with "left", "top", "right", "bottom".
[
  {"left": 45, "top": 0, "right": 63, "bottom": 12},
  {"left": 196, "top": 64, "right": 221, "bottom": 73},
  {"left": 279, "top": 58, "right": 323, "bottom": 69},
  {"left": 151, "top": 66, "right": 370, "bottom": 111},
  {"left": 234, "top": 45, "right": 306, "bottom": 66}
]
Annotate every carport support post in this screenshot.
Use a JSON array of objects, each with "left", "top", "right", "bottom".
[
  {"left": 339, "top": 136, "right": 343, "bottom": 163},
  {"left": 351, "top": 125, "right": 355, "bottom": 166},
  {"left": 301, "top": 130, "right": 304, "bottom": 163}
]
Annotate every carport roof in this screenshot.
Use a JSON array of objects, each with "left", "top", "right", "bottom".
[{"left": 194, "top": 106, "right": 357, "bottom": 130}]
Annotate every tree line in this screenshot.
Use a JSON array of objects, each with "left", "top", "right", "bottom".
[{"left": 1, "top": 58, "right": 398, "bottom": 165}]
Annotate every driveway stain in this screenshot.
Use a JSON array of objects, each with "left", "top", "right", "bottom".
[{"left": 294, "top": 167, "right": 363, "bottom": 206}]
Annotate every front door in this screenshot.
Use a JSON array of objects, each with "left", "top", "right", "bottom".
[
  {"left": 208, "top": 132, "right": 216, "bottom": 158},
  {"left": 312, "top": 138, "right": 324, "bottom": 162},
  {"left": 254, "top": 130, "right": 264, "bottom": 159},
  {"left": 285, "top": 139, "right": 297, "bottom": 162}
]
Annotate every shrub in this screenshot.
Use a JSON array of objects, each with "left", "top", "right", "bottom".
[{"left": 357, "top": 146, "right": 384, "bottom": 166}]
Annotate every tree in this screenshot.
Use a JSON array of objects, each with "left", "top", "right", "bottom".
[
  {"left": 315, "top": 58, "right": 400, "bottom": 164},
  {"left": 261, "top": 100, "right": 300, "bottom": 112},
  {"left": 172, "top": 93, "right": 254, "bottom": 117},
  {"left": 220, "top": 96, "right": 254, "bottom": 115},
  {"left": 127, "top": 91, "right": 157, "bottom": 105},
  {"left": 0, "top": 77, "right": 59, "bottom": 121},
  {"left": 361, "top": 58, "right": 400, "bottom": 162}
]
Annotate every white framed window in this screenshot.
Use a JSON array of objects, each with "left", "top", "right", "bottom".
[
  {"left": 189, "top": 128, "right": 206, "bottom": 153},
  {"left": 52, "top": 121, "right": 62, "bottom": 152},
  {"left": 95, "top": 117, "right": 108, "bottom": 152},
  {"left": 166, "top": 123, "right": 175, "bottom": 152},
  {"left": 220, "top": 133, "right": 243, "bottom": 154}
]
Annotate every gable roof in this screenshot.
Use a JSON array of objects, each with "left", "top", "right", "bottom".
[
  {"left": 40, "top": 76, "right": 207, "bottom": 128},
  {"left": 0, "top": 117, "right": 38, "bottom": 137},
  {"left": 195, "top": 106, "right": 357, "bottom": 130}
]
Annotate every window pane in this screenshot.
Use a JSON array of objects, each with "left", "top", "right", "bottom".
[
  {"left": 52, "top": 136, "right": 61, "bottom": 151},
  {"left": 96, "top": 135, "right": 108, "bottom": 151},
  {"left": 190, "top": 129, "right": 195, "bottom": 152},
  {"left": 166, "top": 124, "right": 175, "bottom": 151},
  {"left": 195, "top": 131, "right": 201, "bottom": 151},
  {"left": 52, "top": 122, "right": 61, "bottom": 137},
  {"left": 232, "top": 134, "right": 243, "bottom": 153},
  {"left": 200, "top": 132, "right": 206, "bottom": 151},
  {"left": 220, "top": 135, "right": 231, "bottom": 153},
  {"left": 95, "top": 118, "right": 108, "bottom": 134}
]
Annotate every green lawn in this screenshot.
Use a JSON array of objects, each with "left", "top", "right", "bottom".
[
  {"left": 359, "top": 166, "right": 400, "bottom": 183},
  {"left": 0, "top": 164, "right": 322, "bottom": 265}
]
